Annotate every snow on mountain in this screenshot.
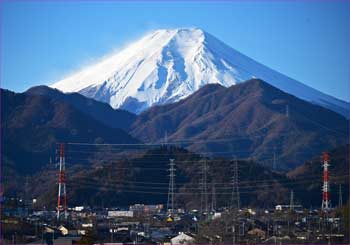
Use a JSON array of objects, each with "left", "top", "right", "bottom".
[{"left": 51, "top": 28, "right": 349, "bottom": 116}]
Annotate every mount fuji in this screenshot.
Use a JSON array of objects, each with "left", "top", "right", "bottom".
[{"left": 51, "top": 28, "right": 349, "bottom": 116}]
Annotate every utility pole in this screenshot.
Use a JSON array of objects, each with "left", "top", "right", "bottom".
[
  {"left": 57, "top": 143, "right": 67, "bottom": 221},
  {"left": 24, "top": 176, "right": 29, "bottom": 215},
  {"left": 167, "top": 159, "right": 176, "bottom": 215},
  {"left": 211, "top": 181, "right": 216, "bottom": 212},
  {"left": 338, "top": 184, "right": 343, "bottom": 208},
  {"left": 273, "top": 147, "right": 277, "bottom": 170},
  {"left": 290, "top": 189, "right": 294, "bottom": 211},
  {"left": 232, "top": 225, "right": 236, "bottom": 245},
  {"left": 109, "top": 220, "right": 114, "bottom": 243}
]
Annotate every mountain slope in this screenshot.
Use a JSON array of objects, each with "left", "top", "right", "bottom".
[
  {"left": 51, "top": 28, "right": 349, "bottom": 116},
  {"left": 1, "top": 88, "right": 138, "bottom": 175},
  {"left": 26, "top": 85, "right": 136, "bottom": 131},
  {"left": 130, "top": 79, "right": 349, "bottom": 169}
]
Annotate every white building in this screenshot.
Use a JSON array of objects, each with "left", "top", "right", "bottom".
[
  {"left": 58, "top": 225, "right": 69, "bottom": 236},
  {"left": 108, "top": 210, "right": 134, "bottom": 217},
  {"left": 171, "top": 232, "right": 195, "bottom": 245}
]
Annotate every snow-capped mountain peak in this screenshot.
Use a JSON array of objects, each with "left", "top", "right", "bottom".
[{"left": 51, "top": 28, "right": 349, "bottom": 116}]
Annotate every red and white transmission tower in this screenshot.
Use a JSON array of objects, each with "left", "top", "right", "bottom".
[
  {"left": 321, "top": 152, "right": 330, "bottom": 211},
  {"left": 57, "top": 143, "right": 67, "bottom": 220}
]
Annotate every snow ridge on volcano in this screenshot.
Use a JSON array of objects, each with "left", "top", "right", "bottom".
[{"left": 51, "top": 28, "right": 349, "bottom": 116}]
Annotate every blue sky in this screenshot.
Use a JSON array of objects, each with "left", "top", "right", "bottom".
[{"left": 1, "top": 1, "right": 349, "bottom": 101}]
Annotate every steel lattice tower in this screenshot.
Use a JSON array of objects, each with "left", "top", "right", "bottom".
[
  {"left": 321, "top": 152, "right": 331, "bottom": 211},
  {"left": 231, "top": 157, "right": 240, "bottom": 245},
  {"left": 167, "top": 159, "right": 176, "bottom": 215},
  {"left": 57, "top": 143, "right": 67, "bottom": 220},
  {"left": 231, "top": 157, "right": 240, "bottom": 210},
  {"left": 200, "top": 160, "right": 209, "bottom": 214},
  {"left": 286, "top": 104, "right": 289, "bottom": 117}
]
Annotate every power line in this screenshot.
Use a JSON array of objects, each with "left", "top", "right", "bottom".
[
  {"left": 65, "top": 147, "right": 284, "bottom": 156},
  {"left": 65, "top": 146, "right": 313, "bottom": 164},
  {"left": 294, "top": 111, "right": 348, "bottom": 136},
  {"left": 63, "top": 108, "right": 348, "bottom": 149},
  {"left": 64, "top": 131, "right": 305, "bottom": 148},
  {"left": 67, "top": 175, "right": 349, "bottom": 195},
  {"left": 70, "top": 172, "right": 348, "bottom": 188}
]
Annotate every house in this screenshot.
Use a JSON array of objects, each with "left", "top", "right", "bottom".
[
  {"left": 58, "top": 225, "right": 69, "bottom": 236},
  {"left": 171, "top": 232, "right": 195, "bottom": 245},
  {"left": 108, "top": 210, "right": 134, "bottom": 217},
  {"left": 247, "top": 228, "right": 266, "bottom": 240}
]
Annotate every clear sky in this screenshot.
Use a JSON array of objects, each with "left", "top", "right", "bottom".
[{"left": 1, "top": 0, "right": 349, "bottom": 101}]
